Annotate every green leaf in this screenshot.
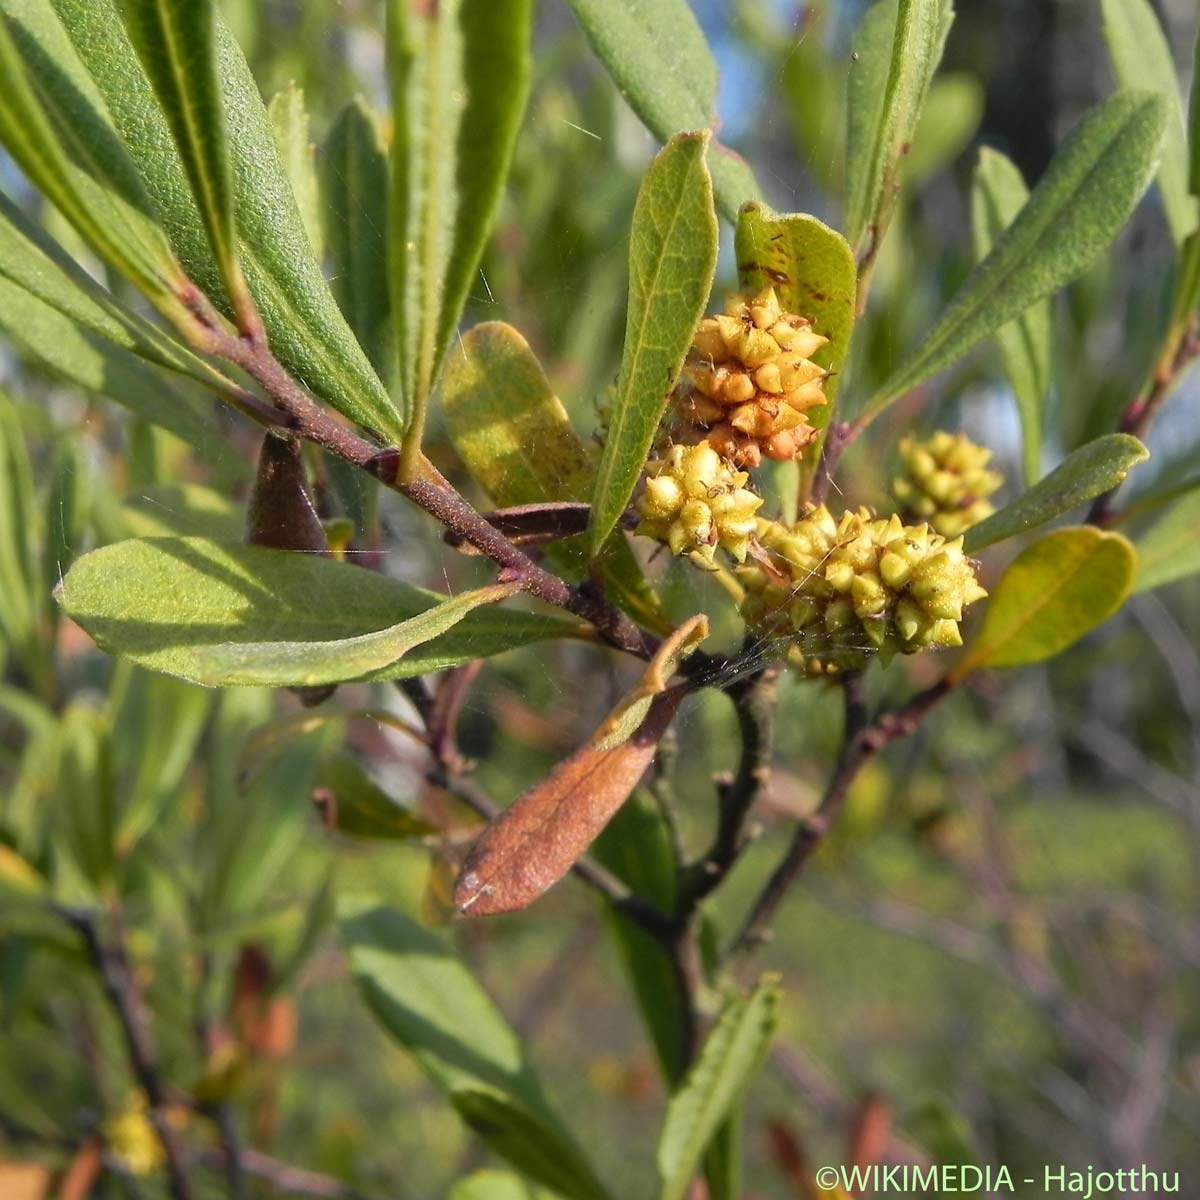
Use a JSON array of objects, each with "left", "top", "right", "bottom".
[
  {"left": 340, "top": 899, "right": 612, "bottom": 1200},
  {"left": 0, "top": 191, "right": 243, "bottom": 399},
  {"left": 970, "top": 148, "right": 1052, "bottom": 485},
  {"left": 55, "top": 537, "right": 583, "bottom": 687},
  {"left": 188, "top": 582, "right": 522, "bottom": 688},
  {"left": 269, "top": 83, "right": 323, "bottom": 261},
  {"left": 589, "top": 132, "right": 718, "bottom": 554},
  {"left": 449, "top": 1171, "right": 554, "bottom": 1200},
  {"left": 120, "top": 0, "right": 252, "bottom": 323},
  {"left": 321, "top": 98, "right": 393, "bottom": 383},
  {"left": 121, "top": 482, "right": 242, "bottom": 540},
  {"left": 443, "top": 321, "right": 664, "bottom": 631},
  {"left": 562, "top": 0, "right": 759, "bottom": 222},
  {"left": 844, "top": 0, "right": 951, "bottom": 254},
  {"left": 42, "top": 436, "right": 88, "bottom": 600},
  {"left": 0, "top": 393, "right": 38, "bottom": 665},
  {"left": 0, "top": 268, "right": 224, "bottom": 457},
  {"left": 864, "top": 91, "right": 1168, "bottom": 418},
  {"left": 315, "top": 753, "right": 435, "bottom": 840},
  {"left": 57, "top": 700, "right": 116, "bottom": 888},
  {"left": 1133, "top": 484, "right": 1200, "bottom": 592},
  {"left": 657, "top": 979, "right": 781, "bottom": 1200},
  {"left": 593, "top": 791, "right": 687, "bottom": 1083},
  {"left": 388, "top": 0, "right": 533, "bottom": 478},
  {"left": 0, "top": 6, "right": 185, "bottom": 314},
  {"left": 955, "top": 527, "right": 1136, "bottom": 673},
  {"left": 735, "top": 202, "right": 857, "bottom": 420},
  {"left": 963, "top": 434, "right": 1148, "bottom": 552},
  {"left": 43, "top": 0, "right": 402, "bottom": 440},
  {"left": 904, "top": 72, "right": 983, "bottom": 188},
  {"left": 1100, "top": 0, "right": 1197, "bottom": 243}
]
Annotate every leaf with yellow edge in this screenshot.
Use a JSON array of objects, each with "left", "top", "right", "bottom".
[
  {"left": 594, "top": 615, "right": 707, "bottom": 750},
  {"left": 953, "top": 527, "right": 1136, "bottom": 676}
]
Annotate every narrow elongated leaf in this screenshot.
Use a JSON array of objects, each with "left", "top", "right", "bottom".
[
  {"left": 735, "top": 203, "right": 857, "bottom": 418},
  {"left": 193, "top": 583, "right": 521, "bottom": 688},
  {"left": 0, "top": 272, "right": 224, "bottom": 455},
  {"left": 321, "top": 98, "right": 393, "bottom": 383},
  {"left": 657, "top": 980, "right": 781, "bottom": 1200},
  {"left": 955, "top": 527, "right": 1136, "bottom": 673},
  {"left": 455, "top": 688, "right": 685, "bottom": 917},
  {"left": 904, "top": 72, "right": 983, "bottom": 187},
  {"left": 970, "top": 148, "right": 1052, "bottom": 484},
  {"left": 120, "top": 0, "right": 252, "bottom": 324},
  {"left": 1133, "top": 484, "right": 1200, "bottom": 592},
  {"left": 443, "top": 321, "right": 664, "bottom": 630},
  {"left": 963, "top": 434, "right": 1148, "bottom": 552},
  {"left": 0, "top": 9, "right": 184, "bottom": 314},
  {"left": 593, "top": 792, "right": 687, "bottom": 1082},
  {"left": 340, "top": 899, "right": 612, "bottom": 1200},
  {"left": 1101, "top": 0, "right": 1197, "bottom": 243},
  {"left": 0, "top": 190, "right": 244, "bottom": 398},
  {"left": 55, "top": 538, "right": 582, "bottom": 687},
  {"left": 844, "top": 0, "right": 950, "bottom": 253},
  {"left": 43, "top": 0, "right": 402, "bottom": 439},
  {"left": 562, "top": 0, "right": 759, "bottom": 222},
  {"left": 269, "top": 84, "right": 323, "bottom": 260},
  {"left": 388, "top": 0, "right": 532, "bottom": 477},
  {"left": 440, "top": 0, "right": 531, "bottom": 370},
  {"left": 589, "top": 132, "right": 718, "bottom": 554},
  {"left": 0, "top": 393, "right": 38, "bottom": 661},
  {"left": 865, "top": 91, "right": 1168, "bottom": 417}
]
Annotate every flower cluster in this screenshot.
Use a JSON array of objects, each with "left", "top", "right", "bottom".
[
  {"left": 676, "top": 287, "right": 829, "bottom": 468},
  {"left": 892, "top": 431, "right": 1003, "bottom": 538},
  {"left": 634, "top": 442, "right": 763, "bottom": 567},
  {"left": 736, "top": 505, "right": 987, "bottom": 674}
]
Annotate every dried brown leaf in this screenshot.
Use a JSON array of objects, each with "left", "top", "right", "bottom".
[{"left": 455, "top": 687, "right": 685, "bottom": 916}]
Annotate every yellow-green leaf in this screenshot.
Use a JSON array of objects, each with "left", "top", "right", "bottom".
[
  {"left": 1133, "top": 484, "right": 1200, "bottom": 593},
  {"left": 269, "top": 83, "right": 322, "bottom": 261},
  {"left": 955, "top": 527, "right": 1136, "bottom": 674}
]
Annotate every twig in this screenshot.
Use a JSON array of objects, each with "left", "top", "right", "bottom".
[
  {"left": 55, "top": 906, "right": 194, "bottom": 1200},
  {"left": 732, "top": 674, "right": 953, "bottom": 955},
  {"left": 1088, "top": 319, "right": 1200, "bottom": 525},
  {"left": 195, "top": 1145, "right": 388, "bottom": 1200},
  {"left": 176, "top": 288, "right": 654, "bottom": 660},
  {"left": 677, "top": 666, "right": 779, "bottom": 910}
]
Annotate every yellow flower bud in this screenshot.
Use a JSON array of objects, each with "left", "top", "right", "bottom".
[
  {"left": 635, "top": 443, "right": 764, "bottom": 567},
  {"left": 892, "top": 432, "right": 1003, "bottom": 538},
  {"left": 674, "top": 287, "right": 829, "bottom": 468}
]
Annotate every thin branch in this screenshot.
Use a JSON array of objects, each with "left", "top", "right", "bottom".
[
  {"left": 732, "top": 674, "right": 953, "bottom": 955},
  {"left": 677, "top": 665, "right": 779, "bottom": 910},
  {"left": 177, "top": 288, "right": 654, "bottom": 660},
  {"left": 195, "top": 1145, "right": 389, "bottom": 1200},
  {"left": 55, "top": 907, "right": 194, "bottom": 1200},
  {"left": 1088, "top": 318, "right": 1200, "bottom": 525}
]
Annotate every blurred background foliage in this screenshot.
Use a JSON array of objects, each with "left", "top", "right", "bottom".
[{"left": 1, "top": 0, "right": 1199, "bottom": 1196}]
